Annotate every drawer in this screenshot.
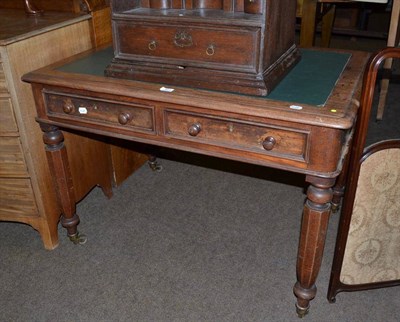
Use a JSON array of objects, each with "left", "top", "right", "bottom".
[
  {"left": 0, "top": 178, "right": 38, "bottom": 217},
  {"left": 0, "top": 62, "right": 9, "bottom": 93},
  {"left": 0, "top": 97, "right": 19, "bottom": 134},
  {"left": 0, "top": 137, "right": 28, "bottom": 177},
  {"left": 44, "top": 91, "right": 155, "bottom": 133},
  {"left": 115, "top": 22, "right": 259, "bottom": 71},
  {"left": 164, "top": 109, "right": 309, "bottom": 162}
]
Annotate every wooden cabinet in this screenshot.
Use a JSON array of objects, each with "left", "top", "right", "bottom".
[
  {"left": 0, "top": 1, "right": 113, "bottom": 48},
  {"left": 0, "top": 8, "right": 145, "bottom": 250},
  {"left": 105, "top": 0, "right": 300, "bottom": 96}
]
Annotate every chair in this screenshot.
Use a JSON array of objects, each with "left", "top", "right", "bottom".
[
  {"left": 297, "top": 0, "right": 340, "bottom": 47},
  {"left": 327, "top": 47, "right": 400, "bottom": 302},
  {"left": 297, "top": 0, "right": 389, "bottom": 48}
]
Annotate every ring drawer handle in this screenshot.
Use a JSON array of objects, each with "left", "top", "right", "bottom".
[
  {"left": 118, "top": 112, "right": 132, "bottom": 125},
  {"left": 148, "top": 40, "right": 157, "bottom": 51},
  {"left": 206, "top": 44, "right": 215, "bottom": 56},
  {"left": 188, "top": 123, "right": 202, "bottom": 136},
  {"left": 262, "top": 136, "right": 276, "bottom": 151},
  {"left": 63, "top": 101, "right": 75, "bottom": 114}
]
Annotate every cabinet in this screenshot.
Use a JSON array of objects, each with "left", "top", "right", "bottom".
[
  {"left": 105, "top": 0, "right": 300, "bottom": 96},
  {"left": 0, "top": 8, "right": 144, "bottom": 250}
]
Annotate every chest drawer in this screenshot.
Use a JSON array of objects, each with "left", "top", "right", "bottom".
[
  {"left": 115, "top": 22, "right": 259, "bottom": 72},
  {"left": 163, "top": 109, "right": 309, "bottom": 162},
  {"left": 0, "top": 62, "right": 9, "bottom": 93},
  {"left": 0, "top": 137, "right": 28, "bottom": 177},
  {"left": 0, "top": 97, "right": 18, "bottom": 134},
  {"left": 44, "top": 91, "right": 155, "bottom": 133},
  {"left": 0, "top": 178, "right": 38, "bottom": 217}
]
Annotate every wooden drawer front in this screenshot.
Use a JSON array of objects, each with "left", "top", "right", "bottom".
[
  {"left": 0, "top": 137, "right": 28, "bottom": 177},
  {"left": 0, "top": 178, "right": 38, "bottom": 217},
  {"left": 0, "top": 97, "right": 18, "bottom": 134},
  {"left": 44, "top": 92, "right": 155, "bottom": 133},
  {"left": 164, "top": 110, "right": 309, "bottom": 162},
  {"left": 0, "top": 62, "right": 9, "bottom": 93},
  {"left": 115, "top": 22, "right": 259, "bottom": 71}
]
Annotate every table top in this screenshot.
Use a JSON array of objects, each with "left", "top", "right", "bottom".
[
  {"left": 24, "top": 46, "right": 369, "bottom": 130},
  {"left": 0, "top": 9, "right": 90, "bottom": 45}
]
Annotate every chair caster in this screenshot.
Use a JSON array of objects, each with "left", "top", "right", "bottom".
[
  {"left": 296, "top": 304, "right": 309, "bottom": 318},
  {"left": 331, "top": 203, "right": 340, "bottom": 213},
  {"left": 148, "top": 159, "right": 163, "bottom": 172},
  {"left": 68, "top": 232, "right": 87, "bottom": 245}
]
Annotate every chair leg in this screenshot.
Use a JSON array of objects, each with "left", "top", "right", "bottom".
[
  {"left": 377, "top": 0, "right": 400, "bottom": 120},
  {"left": 377, "top": 75, "right": 391, "bottom": 121},
  {"left": 300, "top": 0, "right": 318, "bottom": 47},
  {"left": 321, "top": 4, "right": 336, "bottom": 47}
]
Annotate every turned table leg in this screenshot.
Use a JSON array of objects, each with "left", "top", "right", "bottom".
[
  {"left": 331, "top": 147, "right": 351, "bottom": 213},
  {"left": 41, "top": 123, "right": 86, "bottom": 245},
  {"left": 293, "top": 175, "right": 335, "bottom": 317}
]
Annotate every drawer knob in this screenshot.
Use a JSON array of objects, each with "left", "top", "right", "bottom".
[
  {"left": 188, "top": 123, "right": 202, "bottom": 136},
  {"left": 118, "top": 112, "right": 132, "bottom": 125},
  {"left": 262, "top": 136, "right": 276, "bottom": 151},
  {"left": 63, "top": 101, "right": 75, "bottom": 114}
]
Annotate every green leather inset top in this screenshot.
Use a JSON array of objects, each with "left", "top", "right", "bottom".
[{"left": 57, "top": 47, "right": 350, "bottom": 107}]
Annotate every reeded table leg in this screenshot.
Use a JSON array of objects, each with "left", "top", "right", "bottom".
[
  {"left": 41, "top": 123, "right": 86, "bottom": 245},
  {"left": 293, "top": 175, "right": 335, "bottom": 317}
]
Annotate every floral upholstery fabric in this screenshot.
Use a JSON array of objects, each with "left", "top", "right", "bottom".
[{"left": 340, "top": 148, "right": 400, "bottom": 285}]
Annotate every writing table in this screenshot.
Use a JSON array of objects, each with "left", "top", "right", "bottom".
[{"left": 24, "top": 47, "right": 369, "bottom": 316}]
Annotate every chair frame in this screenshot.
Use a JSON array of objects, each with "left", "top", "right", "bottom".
[{"left": 377, "top": 0, "right": 400, "bottom": 120}]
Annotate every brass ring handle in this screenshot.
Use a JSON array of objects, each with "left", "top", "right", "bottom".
[
  {"left": 262, "top": 136, "right": 276, "bottom": 151},
  {"left": 206, "top": 44, "right": 215, "bottom": 56},
  {"left": 188, "top": 123, "right": 202, "bottom": 136},
  {"left": 118, "top": 112, "right": 132, "bottom": 125},
  {"left": 148, "top": 40, "right": 157, "bottom": 51},
  {"left": 63, "top": 101, "right": 75, "bottom": 114}
]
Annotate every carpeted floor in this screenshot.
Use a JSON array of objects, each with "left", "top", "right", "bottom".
[{"left": 1, "top": 38, "right": 399, "bottom": 321}]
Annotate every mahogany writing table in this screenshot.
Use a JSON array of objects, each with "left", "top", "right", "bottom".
[{"left": 24, "top": 47, "right": 369, "bottom": 316}]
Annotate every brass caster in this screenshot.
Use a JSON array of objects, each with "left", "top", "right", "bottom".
[
  {"left": 148, "top": 160, "right": 163, "bottom": 172},
  {"left": 331, "top": 203, "right": 340, "bottom": 214},
  {"left": 296, "top": 304, "right": 309, "bottom": 318},
  {"left": 68, "top": 232, "right": 87, "bottom": 245}
]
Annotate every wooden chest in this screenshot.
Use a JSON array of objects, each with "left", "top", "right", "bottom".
[{"left": 105, "top": 0, "right": 300, "bottom": 96}]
